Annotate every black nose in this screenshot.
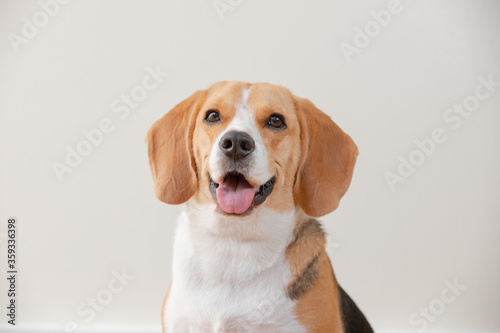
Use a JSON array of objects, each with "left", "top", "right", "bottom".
[{"left": 219, "top": 131, "right": 255, "bottom": 161}]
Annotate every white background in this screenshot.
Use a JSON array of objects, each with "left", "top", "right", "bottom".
[{"left": 1, "top": 0, "right": 499, "bottom": 332}]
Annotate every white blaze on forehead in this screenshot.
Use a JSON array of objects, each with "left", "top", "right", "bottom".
[
  {"left": 229, "top": 88, "right": 256, "bottom": 132},
  {"left": 209, "top": 87, "right": 273, "bottom": 185}
]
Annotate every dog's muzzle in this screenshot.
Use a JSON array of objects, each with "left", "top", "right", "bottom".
[{"left": 209, "top": 172, "right": 276, "bottom": 215}]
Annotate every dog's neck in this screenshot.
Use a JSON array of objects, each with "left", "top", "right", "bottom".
[{"left": 173, "top": 200, "right": 303, "bottom": 283}]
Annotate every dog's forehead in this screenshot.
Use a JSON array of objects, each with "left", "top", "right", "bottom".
[
  {"left": 247, "top": 83, "right": 295, "bottom": 112},
  {"left": 203, "top": 81, "right": 249, "bottom": 110},
  {"left": 203, "top": 81, "right": 295, "bottom": 115}
]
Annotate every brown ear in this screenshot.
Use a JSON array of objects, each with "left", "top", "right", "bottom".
[
  {"left": 293, "top": 97, "right": 358, "bottom": 217},
  {"left": 146, "top": 91, "right": 203, "bottom": 204}
]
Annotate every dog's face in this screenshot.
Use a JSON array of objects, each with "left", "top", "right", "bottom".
[{"left": 147, "top": 81, "right": 358, "bottom": 218}]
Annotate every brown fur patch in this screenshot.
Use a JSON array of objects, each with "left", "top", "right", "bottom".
[
  {"left": 286, "top": 218, "right": 326, "bottom": 278},
  {"left": 146, "top": 91, "right": 205, "bottom": 204},
  {"left": 287, "top": 254, "right": 320, "bottom": 300},
  {"left": 292, "top": 97, "right": 358, "bottom": 217},
  {"left": 293, "top": 252, "right": 344, "bottom": 332}
]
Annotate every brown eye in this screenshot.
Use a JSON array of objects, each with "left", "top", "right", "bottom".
[
  {"left": 267, "top": 114, "right": 286, "bottom": 130},
  {"left": 204, "top": 110, "right": 221, "bottom": 123}
]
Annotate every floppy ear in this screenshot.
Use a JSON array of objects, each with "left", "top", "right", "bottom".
[
  {"left": 146, "top": 91, "right": 203, "bottom": 204},
  {"left": 293, "top": 97, "right": 358, "bottom": 217}
]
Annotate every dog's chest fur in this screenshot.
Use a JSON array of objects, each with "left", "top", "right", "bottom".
[{"left": 163, "top": 204, "right": 306, "bottom": 333}]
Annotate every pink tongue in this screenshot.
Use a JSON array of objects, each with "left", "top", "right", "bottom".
[{"left": 216, "top": 175, "right": 255, "bottom": 214}]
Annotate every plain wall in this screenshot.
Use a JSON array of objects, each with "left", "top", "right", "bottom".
[{"left": 1, "top": 0, "right": 499, "bottom": 331}]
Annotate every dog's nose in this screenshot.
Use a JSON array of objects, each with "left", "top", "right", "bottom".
[{"left": 219, "top": 131, "right": 255, "bottom": 161}]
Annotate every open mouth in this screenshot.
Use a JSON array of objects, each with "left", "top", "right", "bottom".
[{"left": 209, "top": 172, "right": 276, "bottom": 215}]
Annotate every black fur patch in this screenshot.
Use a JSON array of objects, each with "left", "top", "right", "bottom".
[{"left": 339, "top": 286, "right": 374, "bottom": 333}]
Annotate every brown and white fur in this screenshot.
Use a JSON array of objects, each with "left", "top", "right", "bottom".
[{"left": 147, "top": 81, "right": 373, "bottom": 332}]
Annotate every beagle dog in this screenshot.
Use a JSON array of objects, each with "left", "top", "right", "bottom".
[{"left": 147, "top": 81, "right": 373, "bottom": 332}]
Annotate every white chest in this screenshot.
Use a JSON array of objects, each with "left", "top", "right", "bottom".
[{"left": 163, "top": 207, "right": 306, "bottom": 333}]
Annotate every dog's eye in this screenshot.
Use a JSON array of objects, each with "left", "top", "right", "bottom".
[
  {"left": 204, "top": 110, "right": 221, "bottom": 123},
  {"left": 267, "top": 114, "right": 286, "bottom": 130}
]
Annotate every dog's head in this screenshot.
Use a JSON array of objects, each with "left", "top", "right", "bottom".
[{"left": 146, "top": 81, "right": 357, "bottom": 218}]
